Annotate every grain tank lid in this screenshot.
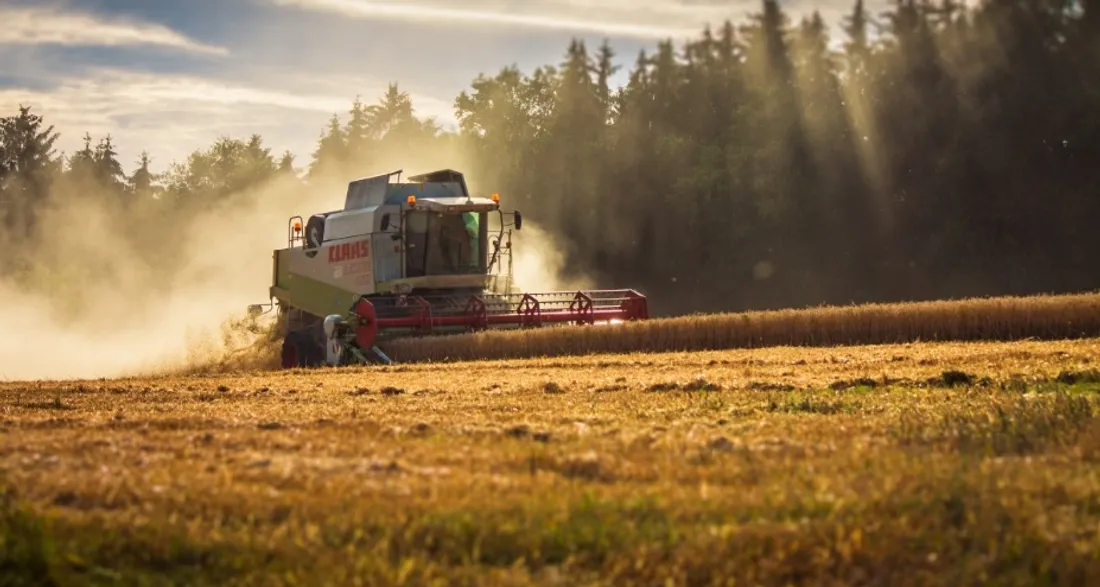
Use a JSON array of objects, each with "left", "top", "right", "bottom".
[
  {"left": 407, "top": 169, "right": 470, "bottom": 197},
  {"left": 345, "top": 169, "right": 401, "bottom": 210},
  {"left": 407, "top": 168, "right": 464, "bottom": 184},
  {"left": 414, "top": 195, "right": 499, "bottom": 213}
]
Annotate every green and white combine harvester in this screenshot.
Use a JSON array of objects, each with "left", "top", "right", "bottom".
[{"left": 249, "top": 169, "right": 650, "bottom": 367}]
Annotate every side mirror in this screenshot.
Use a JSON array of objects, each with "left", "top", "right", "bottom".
[
  {"left": 380, "top": 214, "right": 391, "bottom": 231},
  {"left": 514, "top": 210, "right": 522, "bottom": 230}
]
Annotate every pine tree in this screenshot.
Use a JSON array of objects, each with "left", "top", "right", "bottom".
[
  {"left": 278, "top": 151, "right": 296, "bottom": 175},
  {"left": 595, "top": 39, "right": 619, "bottom": 122},
  {"left": 843, "top": 0, "right": 872, "bottom": 74},
  {"left": 242, "top": 133, "right": 277, "bottom": 182},
  {"left": 67, "top": 133, "right": 97, "bottom": 180},
  {"left": 93, "top": 135, "right": 126, "bottom": 194},
  {"left": 0, "top": 105, "right": 60, "bottom": 239},
  {"left": 344, "top": 96, "right": 373, "bottom": 166},
  {"left": 128, "top": 151, "right": 159, "bottom": 198},
  {"left": 308, "top": 114, "right": 347, "bottom": 178}
]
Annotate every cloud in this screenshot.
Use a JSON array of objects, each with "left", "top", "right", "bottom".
[
  {"left": 0, "top": 0, "right": 860, "bottom": 179},
  {"left": 0, "top": 5, "right": 228, "bottom": 55},
  {"left": 269, "top": 0, "right": 716, "bottom": 39},
  {"left": 0, "top": 68, "right": 454, "bottom": 173}
]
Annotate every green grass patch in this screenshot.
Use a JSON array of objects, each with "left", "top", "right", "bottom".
[
  {"left": 8, "top": 469, "right": 1099, "bottom": 586},
  {"left": 893, "top": 391, "right": 1097, "bottom": 456},
  {"left": 0, "top": 485, "right": 62, "bottom": 586}
]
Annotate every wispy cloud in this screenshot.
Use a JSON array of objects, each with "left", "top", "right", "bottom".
[
  {"left": 0, "top": 0, "right": 853, "bottom": 178},
  {"left": 269, "top": 0, "right": 713, "bottom": 39},
  {"left": 0, "top": 68, "right": 453, "bottom": 172},
  {"left": 0, "top": 5, "right": 228, "bottom": 55}
]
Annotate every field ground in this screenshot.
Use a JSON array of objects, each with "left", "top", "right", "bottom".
[{"left": 4, "top": 338, "right": 1100, "bottom": 585}]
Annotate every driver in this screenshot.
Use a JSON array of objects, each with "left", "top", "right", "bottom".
[{"left": 437, "top": 215, "right": 470, "bottom": 273}]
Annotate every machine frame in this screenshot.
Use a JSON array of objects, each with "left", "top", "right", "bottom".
[{"left": 249, "top": 168, "right": 648, "bottom": 367}]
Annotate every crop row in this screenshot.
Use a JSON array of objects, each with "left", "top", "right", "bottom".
[{"left": 380, "top": 291, "right": 1100, "bottom": 362}]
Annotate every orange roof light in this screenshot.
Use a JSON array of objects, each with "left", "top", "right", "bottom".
[
  {"left": 491, "top": 193, "right": 500, "bottom": 203},
  {"left": 293, "top": 221, "right": 301, "bottom": 232},
  {"left": 407, "top": 195, "right": 416, "bottom": 206}
]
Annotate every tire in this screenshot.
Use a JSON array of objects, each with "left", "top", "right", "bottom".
[
  {"left": 280, "top": 336, "right": 301, "bottom": 368},
  {"left": 281, "top": 329, "right": 325, "bottom": 368}
]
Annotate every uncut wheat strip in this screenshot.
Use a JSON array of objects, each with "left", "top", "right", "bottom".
[
  {"left": 381, "top": 293, "right": 1100, "bottom": 361},
  {"left": 380, "top": 292, "right": 1100, "bottom": 363}
]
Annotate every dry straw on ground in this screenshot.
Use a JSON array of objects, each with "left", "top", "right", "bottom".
[
  {"left": 381, "top": 291, "right": 1100, "bottom": 363},
  {"left": 2, "top": 338, "right": 1100, "bottom": 584}
]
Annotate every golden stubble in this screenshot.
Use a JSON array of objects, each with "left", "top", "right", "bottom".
[
  {"left": 2, "top": 338, "right": 1098, "bottom": 556},
  {"left": 2, "top": 337, "right": 1099, "bottom": 583}
]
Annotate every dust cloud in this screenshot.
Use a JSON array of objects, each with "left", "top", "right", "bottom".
[
  {"left": 0, "top": 148, "right": 583, "bottom": 381},
  {"left": 0, "top": 173, "right": 340, "bottom": 381},
  {"left": 505, "top": 222, "right": 594, "bottom": 294}
]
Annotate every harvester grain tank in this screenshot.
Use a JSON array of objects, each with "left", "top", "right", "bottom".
[{"left": 251, "top": 169, "right": 649, "bottom": 367}]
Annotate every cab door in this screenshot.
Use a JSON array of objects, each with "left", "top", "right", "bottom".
[{"left": 403, "top": 210, "right": 431, "bottom": 278}]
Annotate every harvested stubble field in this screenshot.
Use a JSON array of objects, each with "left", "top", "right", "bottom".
[
  {"left": 381, "top": 292, "right": 1100, "bottom": 363},
  {"left": 4, "top": 338, "right": 1100, "bottom": 585}
]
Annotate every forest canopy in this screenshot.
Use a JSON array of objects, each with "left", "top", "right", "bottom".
[{"left": 2, "top": 0, "right": 1098, "bottom": 316}]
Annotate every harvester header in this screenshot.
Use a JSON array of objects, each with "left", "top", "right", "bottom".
[{"left": 251, "top": 168, "right": 649, "bottom": 367}]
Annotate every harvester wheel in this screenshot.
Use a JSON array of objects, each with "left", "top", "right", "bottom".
[
  {"left": 280, "top": 337, "right": 300, "bottom": 368},
  {"left": 281, "top": 330, "right": 324, "bottom": 368}
]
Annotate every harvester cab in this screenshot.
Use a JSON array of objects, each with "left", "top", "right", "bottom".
[{"left": 264, "top": 168, "right": 648, "bottom": 368}]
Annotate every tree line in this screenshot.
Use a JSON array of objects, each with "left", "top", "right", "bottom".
[{"left": 2, "top": 0, "right": 1098, "bottom": 316}]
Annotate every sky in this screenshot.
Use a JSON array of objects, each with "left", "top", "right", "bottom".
[{"left": 0, "top": 0, "right": 865, "bottom": 176}]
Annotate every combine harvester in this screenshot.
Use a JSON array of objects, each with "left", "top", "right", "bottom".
[{"left": 250, "top": 169, "right": 649, "bottom": 367}]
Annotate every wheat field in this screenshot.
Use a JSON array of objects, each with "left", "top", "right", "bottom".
[
  {"left": 380, "top": 292, "right": 1100, "bottom": 363},
  {"left": 3, "top": 337, "right": 1100, "bottom": 585}
]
